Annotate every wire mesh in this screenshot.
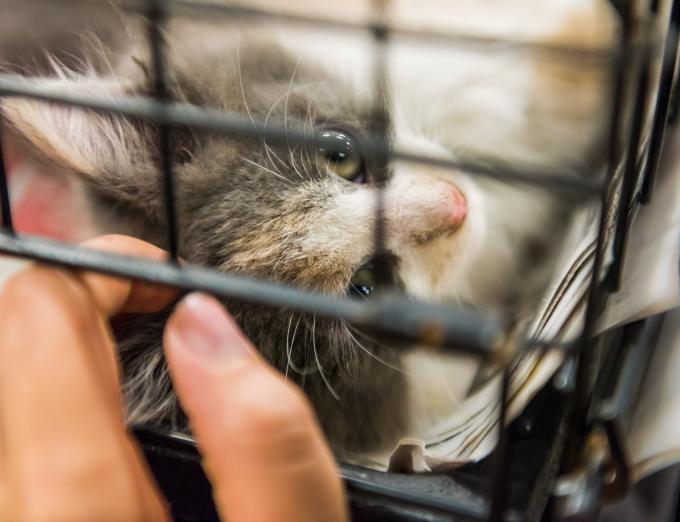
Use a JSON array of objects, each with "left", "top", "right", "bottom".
[{"left": 0, "top": 0, "right": 674, "bottom": 520}]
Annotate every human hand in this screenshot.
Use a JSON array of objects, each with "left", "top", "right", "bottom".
[{"left": 0, "top": 234, "right": 348, "bottom": 521}]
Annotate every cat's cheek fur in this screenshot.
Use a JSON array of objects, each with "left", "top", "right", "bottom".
[{"left": 300, "top": 186, "right": 376, "bottom": 282}]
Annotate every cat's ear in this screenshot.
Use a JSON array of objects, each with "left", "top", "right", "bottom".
[
  {"left": 1, "top": 76, "right": 153, "bottom": 181},
  {"left": 0, "top": 75, "right": 173, "bottom": 220}
]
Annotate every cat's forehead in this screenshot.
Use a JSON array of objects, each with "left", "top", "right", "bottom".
[{"left": 164, "top": 31, "right": 370, "bottom": 128}]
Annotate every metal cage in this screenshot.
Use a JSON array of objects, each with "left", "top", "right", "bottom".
[{"left": 0, "top": 0, "right": 678, "bottom": 520}]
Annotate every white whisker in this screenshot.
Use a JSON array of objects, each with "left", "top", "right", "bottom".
[
  {"left": 287, "top": 315, "right": 317, "bottom": 375},
  {"left": 236, "top": 38, "right": 256, "bottom": 127},
  {"left": 285, "top": 312, "right": 295, "bottom": 380},
  {"left": 289, "top": 147, "right": 307, "bottom": 180},
  {"left": 240, "top": 156, "right": 292, "bottom": 185},
  {"left": 284, "top": 58, "right": 301, "bottom": 150},
  {"left": 263, "top": 91, "right": 291, "bottom": 173},
  {"left": 343, "top": 323, "right": 407, "bottom": 374},
  {"left": 312, "top": 315, "right": 340, "bottom": 400},
  {"left": 299, "top": 78, "right": 329, "bottom": 179}
]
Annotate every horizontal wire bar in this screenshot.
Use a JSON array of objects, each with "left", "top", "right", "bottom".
[
  {"left": 0, "top": 231, "right": 569, "bottom": 357},
  {"left": 0, "top": 231, "right": 501, "bottom": 356},
  {"left": 116, "top": 0, "right": 625, "bottom": 65},
  {"left": 393, "top": 151, "right": 604, "bottom": 195},
  {"left": 0, "top": 74, "right": 604, "bottom": 195},
  {"left": 20, "top": 0, "right": 637, "bottom": 63}
]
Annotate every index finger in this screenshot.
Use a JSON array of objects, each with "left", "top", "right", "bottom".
[{"left": 77, "top": 234, "right": 181, "bottom": 318}]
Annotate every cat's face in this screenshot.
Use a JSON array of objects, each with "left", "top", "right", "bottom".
[
  {"left": 175, "top": 65, "right": 480, "bottom": 304},
  {"left": 162, "top": 31, "right": 568, "bottom": 318},
  {"left": 2, "top": 25, "right": 579, "bottom": 314}
]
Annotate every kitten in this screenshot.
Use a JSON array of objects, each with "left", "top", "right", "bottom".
[{"left": 1, "top": 0, "right": 618, "bottom": 454}]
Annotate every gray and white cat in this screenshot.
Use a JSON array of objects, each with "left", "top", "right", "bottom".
[{"left": 1, "top": 0, "right": 618, "bottom": 454}]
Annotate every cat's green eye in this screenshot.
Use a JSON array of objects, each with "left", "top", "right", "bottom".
[
  {"left": 316, "top": 129, "right": 366, "bottom": 183},
  {"left": 349, "top": 267, "right": 376, "bottom": 298}
]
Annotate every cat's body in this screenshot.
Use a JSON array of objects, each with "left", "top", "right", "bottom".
[{"left": 2, "top": 0, "right": 618, "bottom": 454}]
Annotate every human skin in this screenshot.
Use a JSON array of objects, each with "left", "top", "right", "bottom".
[{"left": 0, "top": 234, "right": 348, "bottom": 522}]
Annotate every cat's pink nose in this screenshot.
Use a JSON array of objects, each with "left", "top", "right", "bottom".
[
  {"left": 388, "top": 177, "right": 467, "bottom": 244},
  {"left": 417, "top": 179, "right": 468, "bottom": 232},
  {"left": 448, "top": 184, "right": 468, "bottom": 230}
]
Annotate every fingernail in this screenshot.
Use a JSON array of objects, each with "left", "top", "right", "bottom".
[{"left": 169, "top": 292, "right": 249, "bottom": 361}]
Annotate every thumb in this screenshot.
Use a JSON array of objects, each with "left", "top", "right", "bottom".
[{"left": 163, "top": 293, "right": 348, "bottom": 522}]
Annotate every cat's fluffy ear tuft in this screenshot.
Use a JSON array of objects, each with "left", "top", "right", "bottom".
[
  {"left": 1, "top": 75, "right": 152, "bottom": 182},
  {"left": 0, "top": 74, "right": 167, "bottom": 220}
]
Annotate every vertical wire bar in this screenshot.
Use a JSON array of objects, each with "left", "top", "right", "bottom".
[
  {"left": 607, "top": 43, "right": 652, "bottom": 291},
  {"left": 369, "top": 0, "right": 392, "bottom": 284},
  {"left": 565, "top": 24, "right": 629, "bottom": 468},
  {"left": 640, "top": 0, "right": 680, "bottom": 203},
  {"left": 488, "top": 367, "right": 510, "bottom": 521},
  {"left": 147, "top": 0, "right": 180, "bottom": 262},
  {"left": 0, "top": 119, "right": 14, "bottom": 233}
]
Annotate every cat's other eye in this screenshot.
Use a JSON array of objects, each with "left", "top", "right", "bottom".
[
  {"left": 316, "top": 129, "right": 366, "bottom": 183},
  {"left": 349, "top": 266, "right": 376, "bottom": 298},
  {"left": 349, "top": 255, "right": 398, "bottom": 298}
]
